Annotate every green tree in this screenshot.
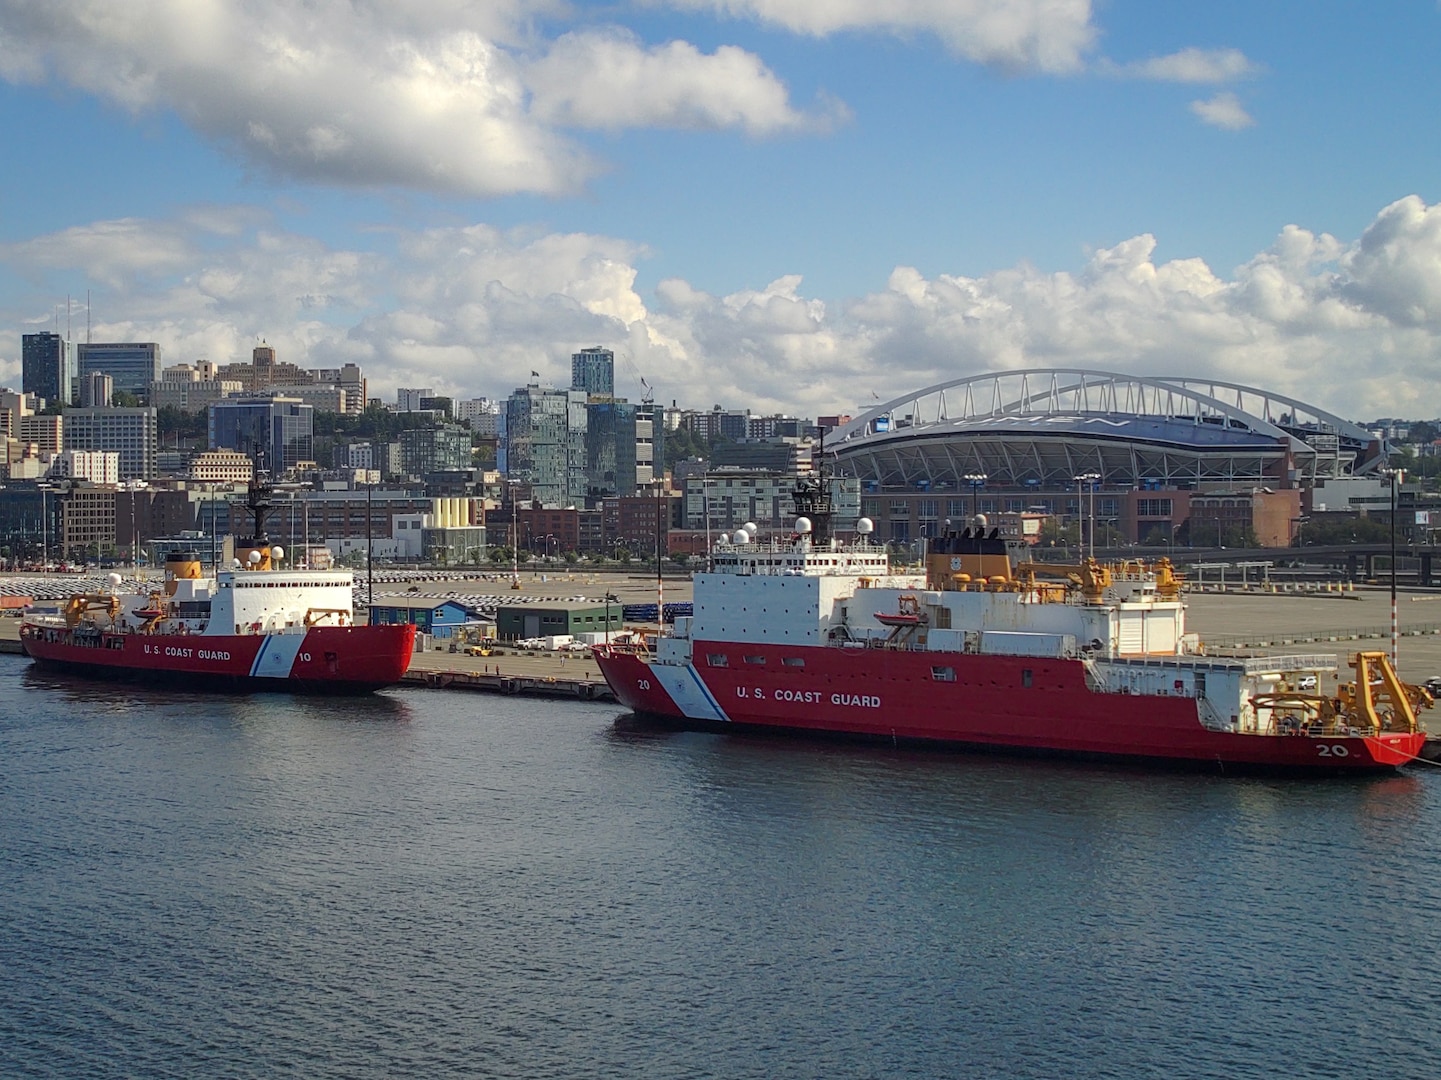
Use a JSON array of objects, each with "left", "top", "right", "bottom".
[{"left": 158, "top": 405, "right": 207, "bottom": 439}]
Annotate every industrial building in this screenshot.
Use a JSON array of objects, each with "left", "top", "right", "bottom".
[
  {"left": 494, "top": 600, "right": 621, "bottom": 641},
  {"left": 367, "top": 597, "right": 475, "bottom": 639}
]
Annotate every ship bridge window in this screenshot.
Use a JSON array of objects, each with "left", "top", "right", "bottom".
[
  {"left": 744, "top": 655, "right": 766, "bottom": 665},
  {"left": 931, "top": 666, "right": 955, "bottom": 682},
  {"left": 782, "top": 657, "right": 805, "bottom": 668},
  {"left": 707, "top": 653, "right": 729, "bottom": 667}
]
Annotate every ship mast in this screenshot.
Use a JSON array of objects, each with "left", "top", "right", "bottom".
[{"left": 792, "top": 429, "right": 834, "bottom": 547}]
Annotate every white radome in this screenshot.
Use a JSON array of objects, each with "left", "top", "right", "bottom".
[
  {"left": 795, "top": 517, "right": 812, "bottom": 534},
  {"left": 856, "top": 517, "right": 874, "bottom": 534},
  {"left": 270, "top": 545, "right": 285, "bottom": 561},
  {"left": 107, "top": 572, "right": 123, "bottom": 588},
  {"left": 248, "top": 551, "right": 262, "bottom": 565},
  {"left": 732, "top": 530, "right": 751, "bottom": 545}
]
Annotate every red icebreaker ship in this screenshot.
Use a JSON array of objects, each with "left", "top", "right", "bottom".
[
  {"left": 22, "top": 475, "right": 413, "bottom": 693},
  {"left": 596, "top": 481, "right": 1427, "bottom": 774}
]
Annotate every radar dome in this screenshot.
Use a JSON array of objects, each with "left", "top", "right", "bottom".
[
  {"left": 795, "top": 517, "right": 813, "bottom": 534},
  {"left": 107, "top": 572, "right": 122, "bottom": 588},
  {"left": 732, "top": 529, "right": 751, "bottom": 545},
  {"left": 972, "top": 514, "right": 988, "bottom": 530},
  {"left": 270, "top": 545, "right": 285, "bottom": 561},
  {"left": 231, "top": 558, "right": 242, "bottom": 568},
  {"left": 247, "top": 550, "right": 262, "bottom": 565},
  {"left": 742, "top": 521, "right": 758, "bottom": 536},
  {"left": 856, "top": 517, "right": 874, "bottom": 534}
]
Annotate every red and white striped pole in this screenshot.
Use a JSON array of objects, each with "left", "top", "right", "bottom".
[{"left": 1391, "top": 468, "right": 1399, "bottom": 667}]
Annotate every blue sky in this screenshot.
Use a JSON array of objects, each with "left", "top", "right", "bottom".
[{"left": 2, "top": 1, "right": 1440, "bottom": 419}]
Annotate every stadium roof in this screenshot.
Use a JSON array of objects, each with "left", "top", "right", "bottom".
[{"left": 827, "top": 370, "right": 1384, "bottom": 490}]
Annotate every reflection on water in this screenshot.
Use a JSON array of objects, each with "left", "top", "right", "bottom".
[{"left": 3, "top": 659, "right": 1440, "bottom": 1080}]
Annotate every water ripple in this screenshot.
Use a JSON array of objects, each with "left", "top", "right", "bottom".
[{"left": 2, "top": 657, "right": 1439, "bottom": 1078}]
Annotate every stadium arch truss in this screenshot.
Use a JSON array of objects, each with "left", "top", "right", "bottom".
[{"left": 827, "top": 370, "right": 1384, "bottom": 490}]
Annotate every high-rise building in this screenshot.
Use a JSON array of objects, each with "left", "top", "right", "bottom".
[
  {"left": 397, "top": 388, "right": 433, "bottom": 412},
  {"left": 585, "top": 398, "right": 664, "bottom": 498},
  {"left": 22, "top": 332, "right": 75, "bottom": 405},
  {"left": 311, "top": 364, "right": 367, "bottom": 415},
  {"left": 63, "top": 406, "right": 158, "bottom": 481},
  {"left": 77, "top": 342, "right": 162, "bottom": 399},
  {"left": 571, "top": 347, "right": 614, "bottom": 398},
  {"left": 208, "top": 397, "right": 315, "bottom": 473},
  {"left": 585, "top": 399, "right": 637, "bottom": 500},
  {"left": 399, "top": 425, "right": 472, "bottom": 475},
  {"left": 79, "top": 372, "right": 113, "bottom": 409},
  {"left": 505, "top": 385, "right": 588, "bottom": 506},
  {"left": 456, "top": 397, "right": 500, "bottom": 429}
]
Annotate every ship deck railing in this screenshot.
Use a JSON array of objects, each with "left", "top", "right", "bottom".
[{"left": 1103, "top": 653, "right": 1339, "bottom": 674}]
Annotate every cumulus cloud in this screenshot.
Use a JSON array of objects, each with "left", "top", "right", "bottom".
[
  {"left": 528, "top": 29, "right": 844, "bottom": 134},
  {"left": 0, "top": 0, "right": 819, "bottom": 196},
  {"left": 1189, "top": 92, "right": 1255, "bottom": 130},
  {"left": 7, "top": 197, "right": 1441, "bottom": 419},
  {"left": 661, "top": 0, "right": 1097, "bottom": 73}
]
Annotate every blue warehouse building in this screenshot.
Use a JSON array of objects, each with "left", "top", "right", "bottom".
[{"left": 367, "top": 597, "right": 475, "bottom": 639}]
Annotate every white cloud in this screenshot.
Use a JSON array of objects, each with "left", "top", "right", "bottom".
[
  {"left": 1341, "top": 195, "right": 1441, "bottom": 326},
  {"left": 528, "top": 29, "right": 844, "bottom": 134},
  {"left": 0, "top": 0, "right": 820, "bottom": 196},
  {"left": 7, "top": 197, "right": 1441, "bottom": 420},
  {"left": 662, "top": 0, "right": 1097, "bottom": 73},
  {"left": 1189, "top": 92, "right": 1255, "bottom": 130},
  {"left": 1103, "top": 47, "right": 1261, "bottom": 84}
]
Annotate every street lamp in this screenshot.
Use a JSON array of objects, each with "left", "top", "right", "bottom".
[
  {"left": 604, "top": 590, "right": 618, "bottom": 643},
  {"left": 1073, "top": 472, "right": 1100, "bottom": 560},
  {"left": 38, "top": 483, "right": 50, "bottom": 572},
  {"left": 508, "top": 480, "right": 521, "bottom": 590},
  {"left": 365, "top": 479, "right": 374, "bottom": 610},
  {"left": 963, "top": 472, "right": 987, "bottom": 525}
]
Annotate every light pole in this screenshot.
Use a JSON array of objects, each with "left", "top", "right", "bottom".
[
  {"left": 509, "top": 481, "right": 521, "bottom": 590},
  {"left": 39, "top": 484, "right": 49, "bottom": 571},
  {"left": 1073, "top": 473, "right": 1100, "bottom": 560},
  {"left": 702, "top": 474, "right": 713, "bottom": 569},
  {"left": 604, "top": 591, "right": 618, "bottom": 643},
  {"left": 963, "top": 472, "right": 987, "bottom": 526},
  {"left": 654, "top": 478, "right": 664, "bottom": 632},
  {"left": 365, "top": 480, "right": 374, "bottom": 610}
]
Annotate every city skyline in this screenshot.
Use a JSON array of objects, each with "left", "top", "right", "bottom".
[{"left": 2, "top": 2, "right": 1440, "bottom": 421}]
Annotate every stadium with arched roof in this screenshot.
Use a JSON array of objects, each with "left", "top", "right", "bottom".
[{"left": 824, "top": 370, "right": 1386, "bottom": 547}]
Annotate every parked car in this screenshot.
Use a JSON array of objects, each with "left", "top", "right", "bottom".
[
  {"left": 1295, "top": 674, "right": 1318, "bottom": 691},
  {"left": 1424, "top": 677, "right": 1441, "bottom": 697}
]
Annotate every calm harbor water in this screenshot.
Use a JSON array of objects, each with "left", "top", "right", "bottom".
[{"left": 3, "top": 655, "right": 1440, "bottom": 1079}]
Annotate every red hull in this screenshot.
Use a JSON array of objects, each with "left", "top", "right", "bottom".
[
  {"left": 596, "top": 641, "right": 1425, "bottom": 773},
  {"left": 22, "top": 623, "right": 415, "bottom": 694}
]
